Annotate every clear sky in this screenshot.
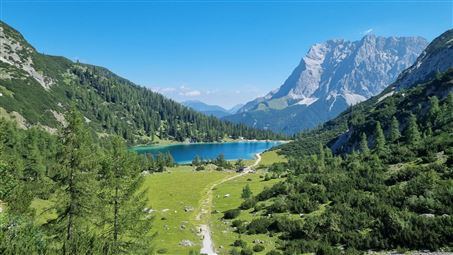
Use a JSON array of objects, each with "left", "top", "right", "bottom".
[{"left": 1, "top": 0, "right": 452, "bottom": 108}]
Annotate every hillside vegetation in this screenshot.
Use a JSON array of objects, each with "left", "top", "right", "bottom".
[{"left": 227, "top": 70, "right": 453, "bottom": 254}]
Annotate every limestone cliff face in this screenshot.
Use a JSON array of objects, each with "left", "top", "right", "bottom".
[{"left": 227, "top": 35, "right": 428, "bottom": 134}]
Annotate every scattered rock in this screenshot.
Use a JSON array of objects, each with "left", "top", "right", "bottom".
[
  {"left": 184, "top": 206, "right": 194, "bottom": 212},
  {"left": 179, "top": 240, "right": 194, "bottom": 247},
  {"left": 141, "top": 171, "right": 150, "bottom": 176},
  {"left": 224, "top": 194, "right": 230, "bottom": 198},
  {"left": 253, "top": 239, "right": 264, "bottom": 244},
  {"left": 421, "top": 213, "right": 435, "bottom": 218},
  {"left": 143, "top": 207, "right": 154, "bottom": 214},
  {"left": 162, "top": 209, "right": 169, "bottom": 212}
]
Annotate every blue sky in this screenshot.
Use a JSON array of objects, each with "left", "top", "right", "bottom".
[{"left": 2, "top": 0, "right": 452, "bottom": 108}]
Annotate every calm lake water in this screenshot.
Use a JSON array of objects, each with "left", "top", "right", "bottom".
[{"left": 133, "top": 141, "right": 283, "bottom": 164}]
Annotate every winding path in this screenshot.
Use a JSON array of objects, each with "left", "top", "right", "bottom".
[{"left": 197, "top": 153, "right": 262, "bottom": 255}]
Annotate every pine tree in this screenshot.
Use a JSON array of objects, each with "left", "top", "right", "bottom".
[
  {"left": 389, "top": 117, "right": 401, "bottom": 143},
  {"left": 22, "top": 128, "right": 45, "bottom": 181},
  {"left": 99, "top": 136, "right": 152, "bottom": 254},
  {"left": 235, "top": 159, "right": 245, "bottom": 170},
  {"left": 428, "top": 96, "right": 440, "bottom": 128},
  {"left": 374, "top": 121, "right": 386, "bottom": 152},
  {"left": 359, "top": 133, "right": 369, "bottom": 154},
  {"left": 156, "top": 153, "right": 166, "bottom": 172},
  {"left": 404, "top": 114, "right": 421, "bottom": 146},
  {"left": 241, "top": 184, "right": 253, "bottom": 199},
  {"left": 318, "top": 143, "right": 326, "bottom": 169},
  {"left": 165, "top": 152, "right": 175, "bottom": 167},
  {"left": 53, "top": 108, "right": 98, "bottom": 254}
]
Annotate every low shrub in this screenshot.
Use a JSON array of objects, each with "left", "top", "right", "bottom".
[
  {"left": 224, "top": 209, "right": 241, "bottom": 219},
  {"left": 253, "top": 244, "right": 265, "bottom": 252}
]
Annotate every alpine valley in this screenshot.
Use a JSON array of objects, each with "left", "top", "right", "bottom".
[{"left": 0, "top": 13, "right": 452, "bottom": 255}]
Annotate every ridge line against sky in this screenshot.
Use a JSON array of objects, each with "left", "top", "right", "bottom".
[{"left": 1, "top": 0, "right": 452, "bottom": 108}]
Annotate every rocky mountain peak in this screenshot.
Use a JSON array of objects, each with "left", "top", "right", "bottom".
[
  {"left": 0, "top": 22, "right": 53, "bottom": 90},
  {"left": 393, "top": 29, "right": 453, "bottom": 90},
  {"left": 243, "top": 34, "right": 428, "bottom": 113},
  {"left": 229, "top": 34, "right": 428, "bottom": 134}
]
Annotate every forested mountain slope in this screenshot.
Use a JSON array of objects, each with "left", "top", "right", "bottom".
[
  {"left": 223, "top": 29, "right": 453, "bottom": 255},
  {"left": 0, "top": 21, "right": 282, "bottom": 143}
]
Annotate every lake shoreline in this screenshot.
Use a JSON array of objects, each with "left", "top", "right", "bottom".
[
  {"left": 132, "top": 140, "right": 285, "bottom": 164},
  {"left": 132, "top": 139, "right": 290, "bottom": 150}
]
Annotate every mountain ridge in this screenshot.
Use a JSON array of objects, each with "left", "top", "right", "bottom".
[
  {"left": 225, "top": 34, "right": 428, "bottom": 134},
  {"left": 182, "top": 100, "right": 244, "bottom": 118}
]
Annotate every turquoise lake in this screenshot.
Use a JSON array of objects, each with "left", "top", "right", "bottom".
[{"left": 133, "top": 141, "right": 283, "bottom": 164}]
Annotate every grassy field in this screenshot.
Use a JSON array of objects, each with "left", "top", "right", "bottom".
[
  {"left": 28, "top": 150, "right": 287, "bottom": 254},
  {"left": 210, "top": 171, "right": 283, "bottom": 255},
  {"left": 258, "top": 150, "right": 287, "bottom": 167},
  {"left": 141, "top": 165, "right": 234, "bottom": 254}
]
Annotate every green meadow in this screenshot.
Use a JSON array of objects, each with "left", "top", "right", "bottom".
[
  {"left": 141, "top": 165, "right": 234, "bottom": 254},
  {"left": 31, "top": 150, "right": 287, "bottom": 255}
]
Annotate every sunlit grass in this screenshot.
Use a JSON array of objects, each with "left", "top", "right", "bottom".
[{"left": 141, "top": 165, "right": 234, "bottom": 254}]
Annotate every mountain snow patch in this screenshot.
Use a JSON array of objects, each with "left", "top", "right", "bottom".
[
  {"left": 343, "top": 93, "right": 367, "bottom": 106},
  {"left": 377, "top": 91, "right": 395, "bottom": 103},
  {"left": 297, "top": 97, "right": 318, "bottom": 106}
]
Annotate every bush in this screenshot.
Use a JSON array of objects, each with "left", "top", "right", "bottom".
[
  {"left": 232, "top": 219, "right": 244, "bottom": 228},
  {"left": 247, "top": 218, "right": 273, "bottom": 234},
  {"left": 240, "top": 198, "right": 257, "bottom": 210},
  {"left": 232, "top": 219, "right": 247, "bottom": 233},
  {"left": 230, "top": 248, "right": 241, "bottom": 255},
  {"left": 253, "top": 244, "right": 265, "bottom": 252},
  {"left": 266, "top": 250, "right": 282, "bottom": 255},
  {"left": 241, "top": 248, "right": 253, "bottom": 255},
  {"left": 316, "top": 244, "right": 339, "bottom": 255},
  {"left": 224, "top": 209, "right": 241, "bottom": 219},
  {"left": 233, "top": 239, "right": 247, "bottom": 248},
  {"left": 157, "top": 248, "right": 168, "bottom": 254},
  {"left": 253, "top": 203, "right": 265, "bottom": 212},
  {"left": 195, "top": 166, "right": 205, "bottom": 171}
]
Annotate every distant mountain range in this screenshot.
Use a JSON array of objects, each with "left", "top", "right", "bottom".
[
  {"left": 182, "top": 100, "right": 243, "bottom": 118},
  {"left": 224, "top": 34, "right": 428, "bottom": 134}
]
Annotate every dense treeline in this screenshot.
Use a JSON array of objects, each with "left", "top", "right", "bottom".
[
  {"left": 229, "top": 73, "right": 453, "bottom": 254},
  {"left": 67, "top": 65, "right": 284, "bottom": 144},
  {"left": 0, "top": 109, "right": 162, "bottom": 254}
]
